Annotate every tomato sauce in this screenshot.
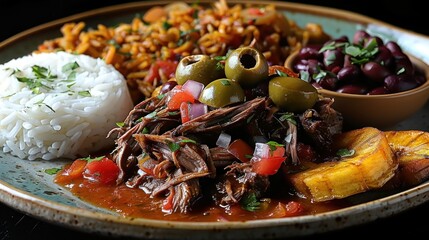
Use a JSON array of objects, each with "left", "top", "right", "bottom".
[{"left": 55, "top": 165, "right": 351, "bottom": 222}]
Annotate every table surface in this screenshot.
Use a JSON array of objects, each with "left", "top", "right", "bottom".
[{"left": 1, "top": 0, "right": 428, "bottom": 239}]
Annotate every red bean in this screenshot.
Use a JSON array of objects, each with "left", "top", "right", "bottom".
[
  {"left": 293, "top": 59, "right": 309, "bottom": 73},
  {"left": 298, "top": 45, "right": 322, "bottom": 60},
  {"left": 323, "top": 49, "right": 344, "bottom": 71},
  {"left": 361, "top": 61, "right": 390, "bottom": 83},
  {"left": 394, "top": 55, "right": 414, "bottom": 75},
  {"left": 385, "top": 41, "right": 403, "bottom": 55},
  {"left": 307, "top": 59, "right": 323, "bottom": 75},
  {"left": 368, "top": 86, "right": 390, "bottom": 95},
  {"left": 337, "top": 65, "right": 361, "bottom": 83},
  {"left": 373, "top": 45, "right": 394, "bottom": 68},
  {"left": 318, "top": 76, "right": 338, "bottom": 90},
  {"left": 353, "top": 30, "right": 370, "bottom": 45},
  {"left": 337, "top": 84, "right": 368, "bottom": 94},
  {"left": 343, "top": 55, "right": 353, "bottom": 68},
  {"left": 291, "top": 30, "right": 422, "bottom": 95},
  {"left": 384, "top": 74, "right": 419, "bottom": 93}
]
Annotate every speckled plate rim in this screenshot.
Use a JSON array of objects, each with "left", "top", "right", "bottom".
[
  {"left": 1, "top": 1, "right": 429, "bottom": 239},
  {"left": 1, "top": 173, "right": 429, "bottom": 239}
]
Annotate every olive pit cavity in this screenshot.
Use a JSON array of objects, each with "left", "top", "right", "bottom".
[{"left": 240, "top": 53, "right": 257, "bottom": 69}]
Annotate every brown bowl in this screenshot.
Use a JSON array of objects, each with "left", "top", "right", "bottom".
[{"left": 285, "top": 51, "right": 429, "bottom": 130}]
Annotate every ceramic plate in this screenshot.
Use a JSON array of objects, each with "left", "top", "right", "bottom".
[{"left": 1, "top": 1, "right": 429, "bottom": 239}]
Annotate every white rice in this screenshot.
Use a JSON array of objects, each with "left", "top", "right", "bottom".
[{"left": 0, "top": 52, "right": 134, "bottom": 160}]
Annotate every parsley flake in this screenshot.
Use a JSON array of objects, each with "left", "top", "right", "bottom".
[
  {"left": 266, "top": 141, "right": 284, "bottom": 151},
  {"left": 81, "top": 155, "right": 105, "bottom": 163},
  {"left": 220, "top": 79, "right": 231, "bottom": 86},
  {"left": 337, "top": 148, "right": 355, "bottom": 158},
  {"left": 179, "top": 139, "right": 197, "bottom": 144},
  {"left": 44, "top": 168, "right": 62, "bottom": 175},
  {"left": 61, "top": 61, "right": 79, "bottom": 72},
  {"left": 167, "top": 141, "right": 181, "bottom": 152},
  {"left": 279, "top": 113, "right": 296, "bottom": 125},
  {"left": 145, "top": 111, "right": 158, "bottom": 119},
  {"left": 241, "top": 193, "right": 261, "bottom": 212},
  {"left": 78, "top": 90, "right": 91, "bottom": 97}
]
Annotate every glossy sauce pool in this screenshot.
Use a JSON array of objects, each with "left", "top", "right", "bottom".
[{"left": 55, "top": 170, "right": 351, "bottom": 222}]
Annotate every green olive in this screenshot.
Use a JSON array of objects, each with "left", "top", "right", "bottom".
[
  {"left": 268, "top": 76, "right": 318, "bottom": 112},
  {"left": 199, "top": 78, "right": 245, "bottom": 108},
  {"left": 175, "top": 55, "right": 225, "bottom": 86},
  {"left": 224, "top": 47, "right": 269, "bottom": 88}
]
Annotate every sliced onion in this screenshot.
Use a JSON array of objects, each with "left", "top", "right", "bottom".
[
  {"left": 253, "top": 142, "right": 271, "bottom": 159},
  {"left": 216, "top": 132, "right": 232, "bottom": 149},
  {"left": 182, "top": 80, "right": 204, "bottom": 100},
  {"left": 189, "top": 103, "right": 208, "bottom": 119}
]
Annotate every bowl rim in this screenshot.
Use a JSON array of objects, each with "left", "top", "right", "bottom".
[{"left": 285, "top": 50, "right": 429, "bottom": 100}]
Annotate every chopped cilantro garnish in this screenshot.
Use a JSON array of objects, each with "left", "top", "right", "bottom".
[
  {"left": 142, "top": 127, "right": 149, "bottom": 134},
  {"left": 299, "top": 71, "right": 310, "bottom": 82},
  {"left": 162, "top": 21, "right": 172, "bottom": 30},
  {"left": 180, "top": 139, "right": 197, "bottom": 144},
  {"left": 61, "top": 61, "right": 79, "bottom": 72},
  {"left": 214, "top": 55, "right": 227, "bottom": 70},
  {"left": 78, "top": 90, "right": 91, "bottom": 97},
  {"left": 324, "top": 52, "right": 336, "bottom": 66},
  {"left": 275, "top": 69, "right": 289, "bottom": 77},
  {"left": 12, "top": 62, "right": 91, "bottom": 96},
  {"left": 81, "top": 155, "right": 105, "bottom": 163},
  {"left": 220, "top": 79, "right": 231, "bottom": 86},
  {"left": 168, "top": 111, "right": 180, "bottom": 116},
  {"left": 336, "top": 148, "right": 355, "bottom": 157},
  {"left": 241, "top": 193, "right": 261, "bottom": 212},
  {"left": 266, "top": 141, "right": 284, "bottom": 151},
  {"left": 157, "top": 93, "right": 165, "bottom": 99},
  {"left": 279, "top": 113, "right": 296, "bottom": 125},
  {"left": 167, "top": 141, "right": 181, "bottom": 152},
  {"left": 44, "top": 168, "right": 62, "bottom": 175},
  {"left": 145, "top": 111, "right": 158, "bottom": 119}
]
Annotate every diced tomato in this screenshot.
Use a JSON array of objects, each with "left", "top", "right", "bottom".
[
  {"left": 162, "top": 188, "right": 175, "bottom": 213},
  {"left": 227, "top": 139, "right": 254, "bottom": 163},
  {"left": 284, "top": 201, "right": 305, "bottom": 217},
  {"left": 83, "top": 157, "right": 120, "bottom": 184},
  {"left": 271, "top": 146, "right": 286, "bottom": 158},
  {"left": 252, "top": 156, "right": 286, "bottom": 175},
  {"left": 144, "top": 60, "right": 178, "bottom": 84},
  {"left": 268, "top": 201, "right": 304, "bottom": 218},
  {"left": 167, "top": 89, "right": 195, "bottom": 110},
  {"left": 180, "top": 102, "right": 191, "bottom": 123},
  {"left": 54, "top": 159, "right": 87, "bottom": 184},
  {"left": 268, "top": 65, "right": 299, "bottom": 78}
]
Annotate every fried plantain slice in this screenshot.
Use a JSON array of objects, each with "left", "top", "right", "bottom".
[
  {"left": 288, "top": 127, "right": 397, "bottom": 202},
  {"left": 385, "top": 130, "right": 429, "bottom": 187}
]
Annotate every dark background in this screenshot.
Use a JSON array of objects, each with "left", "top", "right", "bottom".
[{"left": 1, "top": 1, "right": 428, "bottom": 240}]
